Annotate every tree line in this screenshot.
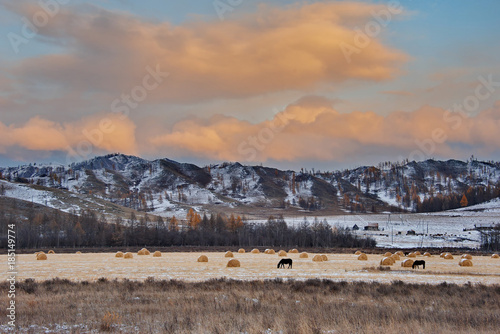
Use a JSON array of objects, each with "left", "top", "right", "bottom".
[{"left": 0, "top": 206, "right": 375, "bottom": 250}]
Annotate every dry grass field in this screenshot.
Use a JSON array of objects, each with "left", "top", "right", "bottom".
[{"left": 5, "top": 251, "right": 500, "bottom": 285}]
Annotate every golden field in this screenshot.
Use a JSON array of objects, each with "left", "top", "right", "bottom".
[{"left": 6, "top": 251, "right": 500, "bottom": 285}]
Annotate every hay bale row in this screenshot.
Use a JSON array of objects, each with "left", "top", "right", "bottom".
[
  {"left": 459, "top": 259, "right": 473, "bottom": 267},
  {"left": 401, "top": 259, "right": 413, "bottom": 267}
]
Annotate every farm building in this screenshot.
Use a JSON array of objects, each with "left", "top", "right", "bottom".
[{"left": 364, "top": 223, "right": 379, "bottom": 231}]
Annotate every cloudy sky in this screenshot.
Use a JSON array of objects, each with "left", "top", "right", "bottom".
[{"left": 1, "top": 0, "right": 500, "bottom": 170}]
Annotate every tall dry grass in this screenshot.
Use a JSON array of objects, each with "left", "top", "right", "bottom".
[{"left": 0, "top": 278, "right": 499, "bottom": 333}]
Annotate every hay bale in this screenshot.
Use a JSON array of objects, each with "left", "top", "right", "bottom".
[
  {"left": 321, "top": 254, "right": 328, "bottom": 261},
  {"left": 440, "top": 252, "right": 446, "bottom": 258},
  {"left": 76, "top": 251, "right": 82, "bottom": 255},
  {"left": 124, "top": 252, "right": 133, "bottom": 259},
  {"left": 48, "top": 250, "right": 55, "bottom": 254},
  {"left": 443, "top": 253, "right": 454, "bottom": 260},
  {"left": 289, "top": 249, "right": 299, "bottom": 253},
  {"left": 401, "top": 259, "right": 414, "bottom": 267},
  {"left": 278, "top": 250, "right": 287, "bottom": 257},
  {"left": 225, "top": 251, "right": 234, "bottom": 258},
  {"left": 380, "top": 257, "right": 395, "bottom": 266},
  {"left": 312, "top": 255, "right": 323, "bottom": 262},
  {"left": 459, "top": 259, "right": 473, "bottom": 267},
  {"left": 251, "top": 249, "right": 260, "bottom": 254},
  {"left": 197, "top": 255, "right": 208, "bottom": 262},
  {"left": 395, "top": 251, "right": 405, "bottom": 257},
  {"left": 461, "top": 254, "right": 472, "bottom": 260},
  {"left": 299, "top": 252, "right": 308, "bottom": 258},
  {"left": 226, "top": 259, "right": 240, "bottom": 267},
  {"left": 391, "top": 254, "right": 400, "bottom": 261},
  {"left": 383, "top": 252, "right": 392, "bottom": 257},
  {"left": 138, "top": 248, "right": 150, "bottom": 255},
  {"left": 407, "top": 252, "right": 417, "bottom": 258},
  {"left": 357, "top": 253, "right": 368, "bottom": 261},
  {"left": 115, "top": 251, "right": 124, "bottom": 258},
  {"left": 153, "top": 251, "right": 162, "bottom": 257},
  {"left": 36, "top": 252, "right": 47, "bottom": 260},
  {"left": 492, "top": 254, "right": 499, "bottom": 259},
  {"left": 354, "top": 250, "right": 362, "bottom": 255},
  {"left": 238, "top": 248, "right": 245, "bottom": 253},
  {"left": 423, "top": 252, "right": 432, "bottom": 257},
  {"left": 414, "top": 251, "right": 421, "bottom": 256},
  {"left": 138, "top": 250, "right": 145, "bottom": 255},
  {"left": 266, "top": 249, "right": 276, "bottom": 255}
]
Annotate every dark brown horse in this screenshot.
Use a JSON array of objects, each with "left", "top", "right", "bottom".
[
  {"left": 277, "top": 258, "right": 293, "bottom": 269},
  {"left": 412, "top": 260, "right": 425, "bottom": 269}
]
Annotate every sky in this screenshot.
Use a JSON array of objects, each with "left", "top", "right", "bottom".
[{"left": 1, "top": 0, "right": 500, "bottom": 171}]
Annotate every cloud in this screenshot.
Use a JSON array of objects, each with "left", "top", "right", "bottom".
[
  {"left": 4, "top": 1, "right": 407, "bottom": 103},
  {"left": 149, "top": 98, "right": 500, "bottom": 163},
  {"left": 0, "top": 113, "right": 138, "bottom": 159}
]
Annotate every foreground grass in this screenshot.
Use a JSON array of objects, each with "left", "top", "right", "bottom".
[{"left": 1, "top": 278, "right": 499, "bottom": 334}]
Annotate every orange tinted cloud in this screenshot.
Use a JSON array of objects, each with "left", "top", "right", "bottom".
[
  {"left": 149, "top": 98, "right": 500, "bottom": 163},
  {"left": 7, "top": 2, "right": 407, "bottom": 103},
  {"left": 0, "top": 113, "right": 138, "bottom": 157}
]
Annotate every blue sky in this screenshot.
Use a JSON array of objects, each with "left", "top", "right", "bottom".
[{"left": 1, "top": 0, "right": 499, "bottom": 170}]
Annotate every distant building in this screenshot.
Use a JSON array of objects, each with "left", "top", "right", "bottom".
[
  {"left": 364, "top": 223, "right": 379, "bottom": 231},
  {"left": 407, "top": 229, "right": 416, "bottom": 235},
  {"left": 352, "top": 224, "right": 359, "bottom": 231}
]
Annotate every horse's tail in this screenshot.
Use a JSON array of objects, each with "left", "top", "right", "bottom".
[{"left": 423, "top": 262, "right": 425, "bottom": 269}]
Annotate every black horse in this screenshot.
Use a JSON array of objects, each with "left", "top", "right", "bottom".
[
  {"left": 412, "top": 260, "right": 425, "bottom": 269},
  {"left": 277, "top": 258, "right": 293, "bottom": 269}
]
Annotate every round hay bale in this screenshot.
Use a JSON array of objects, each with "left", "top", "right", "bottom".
[
  {"left": 461, "top": 254, "right": 472, "bottom": 260},
  {"left": 321, "top": 254, "right": 328, "bottom": 261},
  {"left": 440, "top": 252, "right": 446, "bottom": 258},
  {"left": 414, "top": 251, "right": 422, "bottom": 256},
  {"left": 251, "top": 249, "right": 260, "bottom": 254},
  {"left": 36, "top": 252, "right": 47, "bottom": 260},
  {"left": 289, "top": 249, "right": 299, "bottom": 253},
  {"left": 115, "top": 251, "right": 124, "bottom": 258},
  {"left": 312, "top": 255, "right": 323, "bottom": 262},
  {"left": 459, "top": 259, "right": 473, "bottom": 267},
  {"left": 401, "top": 259, "right": 414, "bottom": 267},
  {"left": 380, "top": 257, "right": 395, "bottom": 266},
  {"left": 227, "top": 259, "right": 240, "bottom": 267},
  {"left": 143, "top": 249, "right": 151, "bottom": 255},
  {"left": 407, "top": 252, "right": 417, "bottom": 258},
  {"left": 153, "top": 251, "right": 162, "bottom": 257},
  {"left": 48, "top": 250, "right": 55, "bottom": 254},
  {"left": 238, "top": 248, "right": 245, "bottom": 253},
  {"left": 299, "top": 252, "right": 308, "bottom": 258},
  {"left": 395, "top": 251, "right": 405, "bottom": 257},
  {"left": 423, "top": 252, "right": 432, "bottom": 257},
  {"left": 278, "top": 250, "right": 287, "bottom": 257},
  {"left": 357, "top": 253, "right": 368, "bottom": 261},
  {"left": 354, "top": 250, "right": 362, "bottom": 255},
  {"left": 225, "top": 251, "right": 234, "bottom": 258},
  {"left": 76, "top": 251, "right": 82, "bottom": 255},
  {"left": 197, "top": 255, "right": 208, "bottom": 262},
  {"left": 443, "top": 253, "right": 454, "bottom": 260},
  {"left": 124, "top": 252, "right": 133, "bottom": 259},
  {"left": 137, "top": 250, "right": 146, "bottom": 255},
  {"left": 391, "top": 253, "right": 400, "bottom": 261},
  {"left": 383, "top": 252, "right": 392, "bottom": 257},
  {"left": 492, "top": 254, "right": 499, "bottom": 259},
  {"left": 266, "top": 249, "right": 276, "bottom": 255}
]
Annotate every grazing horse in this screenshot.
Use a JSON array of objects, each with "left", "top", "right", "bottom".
[
  {"left": 412, "top": 260, "right": 425, "bottom": 269},
  {"left": 277, "top": 258, "right": 293, "bottom": 269}
]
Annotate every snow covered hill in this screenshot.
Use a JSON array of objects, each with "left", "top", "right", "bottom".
[{"left": 1, "top": 154, "right": 499, "bottom": 218}]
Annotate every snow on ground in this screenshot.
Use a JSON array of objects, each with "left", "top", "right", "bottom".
[{"left": 6, "top": 252, "right": 500, "bottom": 286}]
